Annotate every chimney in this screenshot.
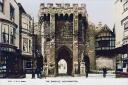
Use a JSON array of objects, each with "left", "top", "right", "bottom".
[{"left": 98, "top": 22, "right": 102, "bottom": 28}]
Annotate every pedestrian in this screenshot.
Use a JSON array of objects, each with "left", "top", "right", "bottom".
[
  {"left": 102, "top": 67, "right": 107, "bottom": 78},
  {"left": 85, "top": 69, "right": 88, "bottom": 78},
  {"left": 36, "top": 67, "right": 41, "bottom": 78},
  {"left": 40, "top": 67, "right": 43, "bottom": 78},
  {"left": 43, "top": 67, "right": 46, "bottom": 79},
  {"left": 36, "top": 67, "right": 39, "bottom": 78},
  {"left": 83, "top": 52, "right": 90, "bottom": 78}
]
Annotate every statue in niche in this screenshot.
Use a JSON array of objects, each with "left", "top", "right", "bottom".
[{"left": 60, "top": 21, "right": 70, "bottom": 39}]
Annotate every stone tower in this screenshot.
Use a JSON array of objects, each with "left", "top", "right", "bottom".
[{"left": 38, "top": 3, "right": 95, "bottom": 76}]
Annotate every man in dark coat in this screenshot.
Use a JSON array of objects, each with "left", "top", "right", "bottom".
[
  {"left": 102, "top": 67, "right": 107, "bottom": 78},
  {"left": 83, "top": 52, "right": 90, "bottom": 78},
  {"left": 36, "top": 67, "right": 41, "bottom": 78},
  {"left": 85, "top": 68, "right": 88, "bottom": 78}
]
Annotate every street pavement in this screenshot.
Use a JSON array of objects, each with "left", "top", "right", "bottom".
[
  {"left": 23, "top": 74, "right": 128, "bottom": 85},
  {"left": 1, "top": 74, "right": 127, "bottom": 85},
  {"left": 24, "top": 73, "right": 115, "bottom": 79}
]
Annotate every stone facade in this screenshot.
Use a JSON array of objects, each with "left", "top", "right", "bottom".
[
  {"left": 86, "top": 22, "right": 96, "bottom": 70},
  {"left": 39, "top": 3, "right": 92, "bottom": 76}
]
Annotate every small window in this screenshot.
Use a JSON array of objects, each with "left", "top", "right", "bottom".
[
  {"left": 1, "top": 24, "right": 9, "bottom": 43},
  {"left": 10, "top": 4, "right": 15, "bottom": 21},
  {"left": 123, "top": 1, "right": 128, "bottom": 12},
  {"left": 0, "top": 0, "right": 4, "bottom": 12},
  {"left": 26, "top": 60, "right": 32, "bottom": 68},
  {"left": 98, "top": 40, "right": 109, "bottom": 47},
  {"left": 124, "top": 21, "right": 128, "bottom": 30},
  {"left": 23, "top": 38, "right": 28, "bottom": 52},
  {"left": 29, "top": 40, "right": 32, "bottom": 53},
  {"left": 10, "top": 27, "right": 16, "bottom": 45}
]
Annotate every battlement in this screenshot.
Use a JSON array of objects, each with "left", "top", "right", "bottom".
[{"left": 40, "top": 3, "right": 86, "bottom": 8}]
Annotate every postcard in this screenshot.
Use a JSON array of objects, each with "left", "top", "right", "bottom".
[{"left": 0, "top": 0, "right": 128, "bottom": 85}]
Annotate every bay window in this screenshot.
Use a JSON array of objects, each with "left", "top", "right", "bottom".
[{"left": 1, "top": 24, "right": 16, "bottom": 45}]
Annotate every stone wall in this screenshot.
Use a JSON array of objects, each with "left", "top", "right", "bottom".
[
  {"left": 96, "top": 57, "right": 116, "bottom": 70},
  {"left": 86, "top": 23, "right": 96, "bottom": 70}
]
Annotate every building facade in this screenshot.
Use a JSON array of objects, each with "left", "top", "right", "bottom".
[
  {"left": 115, "top": 0, "right": 128, "bottom": 76},
  {"left": 18, "top": 3, "right": 33, "bottom": 75},
  {"left": 0, "top": 0, "right": 22, "bottom": 78},
  {"left": 95, "top": 24, "right": 116, "bottom": 70},
  {"left": 0, "top": 0, "right": 44, "bottom": 78},
  {"left": 39, "top": 3, "right": 91, "bottom": 76}
]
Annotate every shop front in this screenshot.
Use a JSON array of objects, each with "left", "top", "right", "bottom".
[
  {"left": 116, "top": 44, "right": 128, "bottom": 77},
  {"left": 0, "top": 44, "right": 23, "bottom": 78}
]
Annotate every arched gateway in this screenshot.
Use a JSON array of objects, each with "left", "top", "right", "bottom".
[
  {"left": 39, "top": 3, "right": 93, "bottom": 77},
  {"left": 56, "top": 46, "right": 73, "bottom": 76}
]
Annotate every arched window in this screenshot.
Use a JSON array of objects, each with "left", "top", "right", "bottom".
[
  {"left": 69, "top": 14, "right": 73, "bottom": 22},
  {"left": 64, "top": 14, "right": 68, "bottom": 21}
]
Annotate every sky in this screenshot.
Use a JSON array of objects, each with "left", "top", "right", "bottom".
[{"left": 17, "top": 0, "right": 115, "bottom": 29}]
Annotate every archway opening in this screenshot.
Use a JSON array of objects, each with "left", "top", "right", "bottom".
[
  {"left": 56, "top": 46, "right": 73, "bottom": 76},
  {"left": 58, "top": 59, "right": 67, "bottom": 74}
]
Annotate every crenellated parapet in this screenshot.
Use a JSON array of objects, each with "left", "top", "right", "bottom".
[
  {"left": 40, "top": 3, "right": 86, "bottom": 8},
  {"left": 39, "top": 3, "right": 87, "bottom": 17}
]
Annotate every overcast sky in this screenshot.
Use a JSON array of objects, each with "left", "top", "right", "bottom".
[{"left": 17, "top": 0, "right": 115, "bottom": 29}]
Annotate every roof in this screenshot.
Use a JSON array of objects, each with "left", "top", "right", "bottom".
[
  {"left": 18, "top": 3, "right": 32, "bottom": 20},
  {"left": 18, "top": 3, "right": 26, "bottom": 13},
  {"left": 96, "top": 24, "right": 115, "bottom": 37}
]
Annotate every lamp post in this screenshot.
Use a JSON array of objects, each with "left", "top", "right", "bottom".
[{"left": 32, "top": 18, "right": 35, "bottom": 78}]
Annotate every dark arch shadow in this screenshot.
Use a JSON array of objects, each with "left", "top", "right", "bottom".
[{"left": 56, "top": 46, "right": 73, "bottom": 76}]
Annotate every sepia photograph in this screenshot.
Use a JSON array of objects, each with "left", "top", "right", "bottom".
[{"left": 0, "top": 0, "right": 128, "bottom": 85}]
